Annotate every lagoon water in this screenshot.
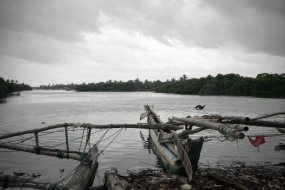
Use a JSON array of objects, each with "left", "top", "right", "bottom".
[{"left": 0, "top": 90, "right": 284, "bottom": 188}]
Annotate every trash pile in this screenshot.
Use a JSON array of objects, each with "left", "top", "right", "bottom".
[{"left": 117, "top": 164, "right": 285, "bottom": 190}]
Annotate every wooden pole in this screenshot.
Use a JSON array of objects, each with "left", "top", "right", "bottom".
[
  {"left": 0, "top": 123, "right": 183, "bottom": 140},
  {"left": 0, "top": 143, "right": 81, "bottom": 161},
  {"left": 226, "top": 120, "right": 285, "bottom": 129},
  {"left": 0, "top": 175, "right": 52, "bottom": 189},
  {"left": 250, "top": 111, "right": 285, "bottom": 121},
  {"left": 172, "top": 117, "right": 245, "bottom": 139},
  {"left": 0, "top": 123, "right": 75, "bottom": 140},
  {"left": 104, "top": 168, "right": 130, "bottom": 190},
  {"left": 64, "top": 145, "right": 98, "bottom": 190},
  {"left": 0, "top": 181, "right": 50, "bottom": 189},
  {"left": 173, "top": 133, "right": 193, "bottom": 181},
  {"left": 222, "top": 116, "right": 250, "bottom": 122}
]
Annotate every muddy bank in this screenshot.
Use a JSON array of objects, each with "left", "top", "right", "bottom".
[{"left": 115, "top": 164, "right": 285, "bottom": 190}]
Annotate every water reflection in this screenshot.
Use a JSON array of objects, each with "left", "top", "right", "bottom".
[{"left": 0, "top": 99, "right": 6, "bottom": 104}]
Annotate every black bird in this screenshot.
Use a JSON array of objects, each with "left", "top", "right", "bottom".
[{"left": 195, "top": 105, "right": 205, "bottom": 110}]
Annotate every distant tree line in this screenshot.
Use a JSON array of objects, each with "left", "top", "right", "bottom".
[
  {"left": 36, "top": 73, "right": 285, "bottom": 98},
  {"left": 75, "top": 79, "right": 162, "bottom": 92},
  {"left": 0, "top": 77, "right": 32, "bottom": 97},
  {"left": 36, "top": 83, "right": 76, "bottom": 90},
  {"left": 156, "top": 73, "right": 285, "bottom": 98}
]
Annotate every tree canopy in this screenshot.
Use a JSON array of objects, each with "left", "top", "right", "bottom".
[
  {"left": 156, "top": 73, "right": 285, "bottom": 98},
  {"left": 0, "top": 77, "right": 32, "bottom": 96},
  {"left": 35, "top": 73, "right": 285, "bottom": 98}
]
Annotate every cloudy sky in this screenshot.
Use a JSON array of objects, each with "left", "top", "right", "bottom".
[{"left": 0, "top": 0, "right": 284, "bottom": 87}]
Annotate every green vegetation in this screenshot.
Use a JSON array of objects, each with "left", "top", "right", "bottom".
[
  {"left": 0, "top": 77, "right": 32, "bottom": 97},
  {"left": 36, "top": 73, "right": 285, "bottom": 98},
  {"left": 75, "top": 79, "right": 162, "bottom": 92},
  {"left": 156, "top": 73, "right": 285, "bottom": 98}
]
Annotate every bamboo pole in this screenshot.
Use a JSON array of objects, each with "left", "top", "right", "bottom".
[
  {"left": 172, "top": 117, "right": 245, "bottom": 139},
  {"left": 0, "top": 181, "right": 50, "bottom": 189},
  {"left": 0, "top": 175, "right": 53, "bottom": 189},
  {"left": 226, "top": 120, "right": 285, "bottom": 129},
  {"left": 0, "top": 143, "right": 81, "bottom": 161},
  {"left": 0, "top": 123, "right": 75, "bottom": 140},
  {"left": 250, "top": 111, "right": 285, "bottom": 121},
  {"left": 0, "top": 123, "right": 183, "bottom": 140},
  {"left": 222, "top": 116, "right": 250, "bottom": 122}
]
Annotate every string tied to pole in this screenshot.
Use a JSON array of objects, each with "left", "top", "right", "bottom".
[
  {"left": 2, "top": 175, "right": 10, "bottom": 189},
  {"left": 56, "top": 150, "right": 66, "bottom": 159},
  {"left": 80, "top": 152, "right": 91, "bottom": 164},
  {"left": 47, "top": 182, "right": 66, "bottom": 190},
  {"left": 63, "top": 123, "right": 69, "bottom": 159},
  {"left": 33, "top": 129, "right": 42, "bottom": 154},
  {"left": 98, "top": 150, "right": 104, "bottom": 157}
]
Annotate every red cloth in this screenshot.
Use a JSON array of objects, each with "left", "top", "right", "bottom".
[{"left": 248, "top": 135, "right": 265, "bottom": 147}]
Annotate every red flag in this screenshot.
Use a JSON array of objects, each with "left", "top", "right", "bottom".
[{"left": 248, "top": 135, "right": 265, "bottom": 147}]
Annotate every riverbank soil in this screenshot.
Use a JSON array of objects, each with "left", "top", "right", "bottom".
[{"left": 118, "top": 165, "right": 285, "bottom": 190}]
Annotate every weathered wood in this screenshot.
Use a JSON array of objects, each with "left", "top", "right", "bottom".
[
  {"left": 89, "top": 123, "right": 183, "bottom": 130},
  {"left": 250, "top": 111, "right": 285, "bottom": 121},
  {"left": 140, "top": 111, "right": 148, "bottom": 120},
  {"left": 105, "top": 168, "right": 130, "bottom": 190},
  {"left": 0, "top": 143, "right": 81, "bottom": 161},
  {"left": 228, "top": 120, "right": 285, "bottom": 129},
  {"left": 0, "top": 181, "right": 50, "bottom": 189},
  {"left": 185, "top": 127, "right": 206, "bottom": 135},
  {"left": 222, "top": 116, "right": 250, "bottom": 122},
  {"left": 64, "top": 145, "right": 98, "bottom": 190},
  {"left": 0, "top": 123, "right": 75, "bottom": 140},
  {"left": 0, "top": 175, "right": 52, "bottom": 189},
  {"left": 207, "top": 173, "right": 250, "bottom": 190},
  {"left": 172, "top": 117, "right": 245, "bottom": 139},
  {"left": 174, "top": 133, "right": 193, "bottom": 181},
  {"left": 0, "top": 123, "right": 183, "bottom": 140}
]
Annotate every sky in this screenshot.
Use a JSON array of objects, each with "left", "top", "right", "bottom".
[{"left": 0, "top": 0, "right": 285, "bottom": 87}]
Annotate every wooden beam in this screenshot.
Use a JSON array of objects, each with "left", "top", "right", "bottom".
[
  {"left": 250, "top": 111, "right": 285, "bottom": 121},
  {"left": 0, "top": 143, "right": 81, "bottom": 161},
  {"left": 172, "top": 117, "right": 245, "bottom": 139},
  {"left": 64, "top": 145, "right": 98, "bottom": 190},
  {"left": 0, "top": 175, "right": 52, "bottom": 189},
  {"left": 0, "top": 123, "right": 183, "bottom": 140}
]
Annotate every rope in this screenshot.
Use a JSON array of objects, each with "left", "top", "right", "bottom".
[
  {"left": 95, "top": 126, "right": 111, "bottom": 146},
  {"left": 57, "top": 150, "right": 66, "bottom": 159},
  {"left": 83, "top": 125, "right": 91, "bottom": 153},
  {"left": 34, "top": 130, "right": 39, "bottom": 147},
  {"left": 79, "top": 127, "right": 86, "bottom": 152},
  {"left": 80, "top": 152, "right": 91, "bottom": 164},
  {"left": 34, "top": 146, "right": 42, "bottom": 154},
  {"left": 58, "top": 127, "right": 123, "bottom": 185},
  {"left": 2, "top": 175, "right": 10, "bottom": 189}
]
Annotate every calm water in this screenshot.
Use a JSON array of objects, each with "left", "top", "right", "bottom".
[{"left": 0, "top": 90, "right": 284, "bottom": 188}]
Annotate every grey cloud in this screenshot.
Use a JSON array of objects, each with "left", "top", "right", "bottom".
[
  {"left": 0, "top": 0, "right": 284, "bottom": 66},
  {"left": 99, "top": 0, "right": 285, "bottom": 56},
  {"left": 198, "top": 0, "right": 285, "bottom": 56},
  {"left": 0, "top": 0, "right": 101, "bottom": 42}
]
